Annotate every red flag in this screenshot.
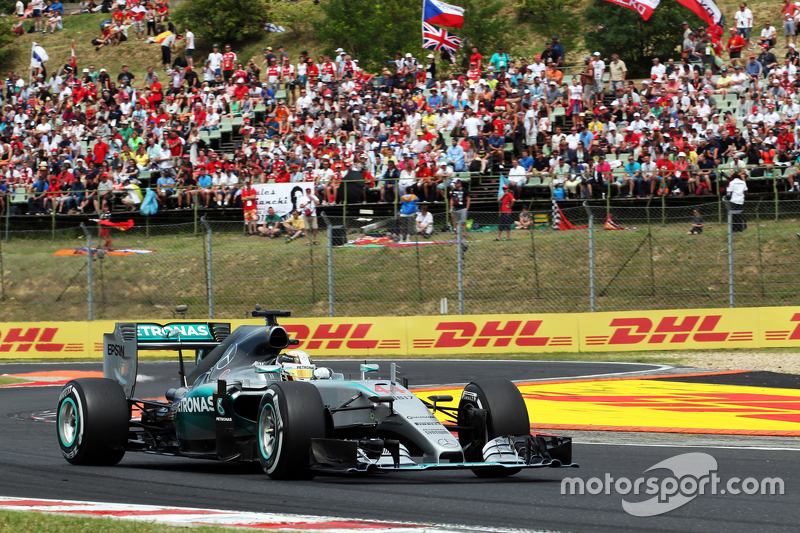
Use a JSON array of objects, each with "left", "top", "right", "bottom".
[
  {"left": 602, "top": 0, "right": 660, "bottom": 21},
  {"left": 70, "top": 40, "right": 77, "bottom": 73},
  {"left": 675, "top": 0, "right": 725, "bottom": 29},
  {"left": 92, "top": 219, "right": 135, "bottom": 231}
]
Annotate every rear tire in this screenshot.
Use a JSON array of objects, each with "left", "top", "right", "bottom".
[
  {"left": 257, "top": 382, "right": 326, "bottom": 480},
  {"left": 456, "top": 379, "right": 529, "bottom": 477},
  {"left": 56, "top": 378, "right": 129, "bottom": 466}
]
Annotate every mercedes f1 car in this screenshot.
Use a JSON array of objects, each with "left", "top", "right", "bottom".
[{"left": 56, "top": 309, "right": 577, "bottom": 479}]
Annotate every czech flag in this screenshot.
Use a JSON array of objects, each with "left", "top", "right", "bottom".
[{"left": 423, "top": 0, "right": 465, "bottom": 29}]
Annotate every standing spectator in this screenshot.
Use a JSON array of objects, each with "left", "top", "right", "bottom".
[
  {"left": 608, "top": 54, "right": 627, "bottom": 95},
  {"left": 761, "top": 22, "right": 777, "bottom": 49},
  {"left": 208, "top": 44, "right": 223, "bottom": 77},
  {"left": 507, "top": 158, "right": 527, "bottom": 197},
  {"left": 551, "top": 36, "right": 565, "bottom": 66},
  {"left": 31, "top": 0, "right": 44, "bottom": 33},
  {"left": 727, "top": 171, "right": 747, "bottom": 232},
  {"left": 184, "top": 27, "right": 195, "bottom": 68},
  {"left": 735, "top": 3, "right": 754, "bottom": 48},
  {"left": 727, "top": 28, "right": 746, "bottom": 66},
  {"left": 222, "top": 44, "right": 237, "bottom": 82},
  {"left": 783, "top": 0, "right": 798, "bottom": 48},
  {"left": 450, "top": 178, "right": 470, "bottom": 235},
  {"left": 298, "top": 186, "right": 320, "bottom": 245},
  {"left": 381, "top": 159, "right": 400, "bottom": 203},
  {"left": 398, "top": 190, "right": 419, "bottom": 242},
  {"left": 131, "top": 1, "right": 146, "bottom": 41},
  {"left": 161, "top": 30, "right": 177, "bottom": 72},
  {"left": 240, "top": 179, "right": 257, "bottom": 236},
  {"left": 490, "top": 46, "right": 510, "bottom": 72},
  {"left": 496, "top": 184, "right": 514, "bottom": 241},
  {"left": 592, "top": 52, "right": 605, "bottom": 106}
]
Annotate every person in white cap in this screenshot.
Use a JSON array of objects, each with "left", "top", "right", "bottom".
[
  {"left": 592, "top": 52, "right": 605, "bottom": 106},
  {"left": 425, "top": 53, "right": 436, "bottom": 88}
]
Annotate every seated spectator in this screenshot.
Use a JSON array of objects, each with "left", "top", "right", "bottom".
[
  {"left": 514, "top": 205, "right": 531, "bottom": 229},
  {"left": 415, "top": 204, "right": 434, "bottom": 236},
  {"left": 282, "top": 209, "right": 305, "bottom": 243},
  {"left": 259, "top": 207, "right": 282, "bottom": 238}
]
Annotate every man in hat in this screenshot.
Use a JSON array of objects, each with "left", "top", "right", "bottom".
[
  {"left": 298, "top": 186, "right": 320, "bottom": 245},
  {"left": 496, "top": 183, "right": 515, "bottom": 241}
]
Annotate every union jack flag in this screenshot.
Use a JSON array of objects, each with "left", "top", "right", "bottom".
[{"left": 421, "top": 22, "right": 462, "bottom": 54}]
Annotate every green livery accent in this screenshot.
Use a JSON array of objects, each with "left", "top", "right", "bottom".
[
  {"left": 58, "top": 398, "right": 78, "bottom": 447},
  {"left": 136, "top": 323, "right": 215, "bottom": 342}
]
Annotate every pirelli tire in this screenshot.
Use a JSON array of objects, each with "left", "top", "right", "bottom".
[
  {"left": 56, "top": 378, "right": 129, "bottom": 466},
  {"left": 257, "top": 381, "right": 326, "bottom": 480},
  {"left": 456, "top": 379, "right": 530, "bottom": 478}
]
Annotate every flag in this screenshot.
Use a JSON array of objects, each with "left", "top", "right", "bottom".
[
  {"left": 603, "top": 214, "right": 637, "bottom": 230},
  {"left": 423, "top": 0, "right": 465, "bottom": 29},
  {"left": 602, "top": 0, "right": 660, "bottom": 20},
  {"left": 91, "top": 219, "right": 135, "bottom": 231},
  {"left": 676, "top": 0, "right": 725, "bottom": 29},
  {"left": 551, "top": 200, "right": 588, "bottom": 230},
  {"left": 30, "top": 43, "right": 49, "bottom": 68},
  {"left": 70, "top": 40, "right": 77, "bottom": 73},
  {"left": 497, "top": 174, "right": 510, "bottom": 200},
  {"left": 153, "top": 31, "right": 173, "bottom": 44},
  {"left": 422, "top": 22, "right": 463, "bottom": 54}
]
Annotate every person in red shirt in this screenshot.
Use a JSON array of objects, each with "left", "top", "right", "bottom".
[
  {"left": 240, "top": 179, "right": 258, "bottom": 235},
  {"left": 469, "top": 46, "right": 482, "bottom": 69},
  {"left": 727, "top": 29, "right": 746, "bottom": 63},
  {"left": 221, "top": 44, "right": 237, "bottom": 82},
  {"left": 273, "top": 164, "right": 291, "bottom": 183},
  {"left": 233, "top": 77, "right": 248, "bottom": 100},
  {"left": 777, "top": 126, "right": 795, "bottom": 151},
  {"left": 782, "top": 0, "right": 798, "bottom": 47},
  {"left": 467, "top": 63, "right": 481, "bottom": 83},
  {"left": 655, "top": 150, "right": 675, "bottom": 195},
  {"left": 497, "top": 184, "right": 515, "bottom": 240},
  {"left": 93, "top": 139, "right": 109, "bottom": 165},
  {"left": 306, "top": 58, "right": 319, "bottom": 85},
  {"left": 111, "top": 5, "right": 125, "bottom": 26}
]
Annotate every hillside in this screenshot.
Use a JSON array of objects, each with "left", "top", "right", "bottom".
[{"left": 2, "top": 0, "right": 781, "bottom": 83}]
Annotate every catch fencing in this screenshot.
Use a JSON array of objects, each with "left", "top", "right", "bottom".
[{"left": 1, "top": 200, "right": 799, "bottom": 321}]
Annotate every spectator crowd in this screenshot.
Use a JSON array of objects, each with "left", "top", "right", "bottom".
[{"left": 2, "top": 0, "right": 800, "bottom": 224}]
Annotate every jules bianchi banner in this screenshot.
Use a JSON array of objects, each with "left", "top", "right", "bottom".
[
  {"left": 2, "top": 306, "right": 800, "bottom": 359},
  {"left": 603, "top": 0, "right": 660, "bottom": 21},
  {"left": 253, "top": 182, "right": 311, "bottom": 222}
]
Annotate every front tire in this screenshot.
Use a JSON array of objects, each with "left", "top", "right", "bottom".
[
  {"left": 257, "top": 382, "right": 326, "bottom": 480},
  {"left": 456, "top": 379, "right": 530, "bottom": 477},
  {"left": 56, "top": 378, "right": 129, "bottom": 466}
]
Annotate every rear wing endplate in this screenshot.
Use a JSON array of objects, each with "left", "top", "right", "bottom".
[{"left": 103, "top": 322, "right": 231, "bottom": 398}]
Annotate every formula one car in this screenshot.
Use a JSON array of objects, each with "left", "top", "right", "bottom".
[{"left": 56, "top": 309, "right": 577, "bottom": 479}]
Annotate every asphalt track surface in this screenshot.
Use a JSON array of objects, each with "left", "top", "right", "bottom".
[{"left": 1, "top": 360, "right": 797, "bottom": 533}]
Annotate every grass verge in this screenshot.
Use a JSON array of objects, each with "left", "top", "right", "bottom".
[
  {"left": 0, "top": 376, "right": 31, "bottom": 385},
  {"left": 0, "top": 509, "right": 258, "bottom": 533}
]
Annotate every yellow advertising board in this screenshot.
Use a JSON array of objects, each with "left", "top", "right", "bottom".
[{"left": 0, "top": 306, "right": 799, "bottom": 359}]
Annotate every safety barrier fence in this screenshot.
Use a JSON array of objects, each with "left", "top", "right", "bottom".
[{"left": 1, "top": 198, "right": 799, "bottom": 322}]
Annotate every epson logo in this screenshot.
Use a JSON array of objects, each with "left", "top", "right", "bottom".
[{"left": 107, "top": 344, "right": 125, "bottom": 357}]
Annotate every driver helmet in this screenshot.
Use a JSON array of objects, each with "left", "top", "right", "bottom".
[{"left": 277, "top": 350, "right": 316, "bottom": 381}]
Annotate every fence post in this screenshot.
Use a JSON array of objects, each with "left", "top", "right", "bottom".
[
  {"left": 456, "top": 216, "right": 464, "bottom": 315},
  {"left": 0, "top": 234, "right": 4, "bottom": 301},
  {"left": 193, "top": 194, "right": 199, "bottom": 236},
  {"left": 201, "top": 217, "right": 214, "bottom": 319},
  {"left": 529, "top": 213, "right": 540, "bottom": 298},
  {"left": 4, "top": 199, "right": 9, "bottom": 242},
  {"left": 321, "top": 213, "right": 334, "bottom": 317},
  {"left": 756, "top": 203, "right": 765, "bottom": 298},
  {"left": 80, "top": 223, "right": 94, "bottom": 321},
  {"left": 646, "top": 203, "right": 655, "bottom": 297},
  {"left": 583, "top": 202, "right": 595, "bottom": 312},
  {"left": 727, "top": 203, "right": 735, "bottom": 309}
]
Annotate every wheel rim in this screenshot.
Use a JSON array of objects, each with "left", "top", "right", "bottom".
[
  {"left": 259, "top": 404, "right": 277, "bottom": 460},
  {"left": 58, "top": 398, "right": 78, "bottom": 447}
]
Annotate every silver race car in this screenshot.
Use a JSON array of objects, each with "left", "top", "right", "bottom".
[{"left": 56, "top": 309, "right": 577, "bottom": 479}]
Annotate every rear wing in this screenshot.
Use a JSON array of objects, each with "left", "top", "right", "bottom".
[{"left": 103, "top": 322, "right": 231, "bottom": 398}]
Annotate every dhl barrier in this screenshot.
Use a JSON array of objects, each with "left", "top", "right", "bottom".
[{"left": 2, "top": 306, "right": 800, "bottom": 359}]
